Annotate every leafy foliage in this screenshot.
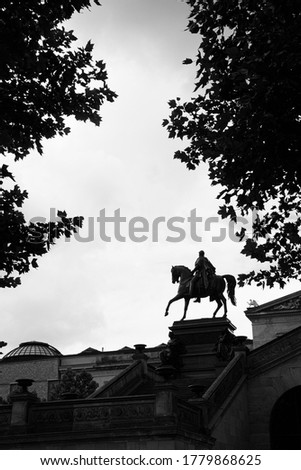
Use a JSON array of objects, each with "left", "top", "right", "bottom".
[
  {"left": 163, "top": 0, "right": 301, "bottom": 288},
  {"left": 0, "top": 0, "right": 116, "bottom": 159},
  {"left": 0, "top": 0, "right": 117, "bottom": 287},
  {"left": 50, "top": 368, "right": 98, "bottom": 400},
  {"left": 1, "top": 164, "right": 84, "bottom": 287},
  {"left": 0, "top": 341, "right": 7, "bottom": 354}
]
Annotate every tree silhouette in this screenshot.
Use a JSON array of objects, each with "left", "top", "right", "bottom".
[
  {"left": 1, "top": 0, "right": 117, "bottom": 287},
  {"left": 164, "top": 0, "right": 301, "bottom": 288},
  {"left": 50, "top": 368, "right": 98, "bottom": 400}
]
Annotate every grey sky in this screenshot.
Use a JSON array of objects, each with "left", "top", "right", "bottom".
[{"left": 2, "top": 0, "right": 299, "bottom": 357}]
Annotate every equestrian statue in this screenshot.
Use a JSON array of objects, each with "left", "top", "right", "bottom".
[{"left": 165, "top": 250, "right": 236, "bottom": 321}]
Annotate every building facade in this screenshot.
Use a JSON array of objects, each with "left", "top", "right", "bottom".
[{"left": 1, "top": 290, "right": 301, "bottom": 449}]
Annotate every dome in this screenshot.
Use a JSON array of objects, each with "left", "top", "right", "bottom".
[{"left": 2, "top": 341, "right": 62, "bottom": 361}]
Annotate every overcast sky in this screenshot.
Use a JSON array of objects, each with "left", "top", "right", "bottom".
[{"left": 2, "top": 0, "right": 300, "bottom": 357}]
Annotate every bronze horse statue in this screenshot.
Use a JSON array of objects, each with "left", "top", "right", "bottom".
[{"left": 165, "top": 265, "right": 237, "bottom": 321}]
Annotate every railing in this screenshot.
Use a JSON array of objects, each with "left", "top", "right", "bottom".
[
  {"left": 176, "top": 399, "right": 202, "bottom": 430},
  {"left": 90, "top": 360, "right": 160, "bottom": 398},
  {"left": 0, "top": 391, "right": 203, "bottom": 436},
  {"left": 202, "top": 352, "right": 246, "bottom": 422},
  {"left": 247, "top": 326, "right": 301, "bottom": 376},
  {"left": 28, "top": 395, "right": 156, "bottom": 433},
  {"left": 0, "top": 392, "right": 212, "bottom": 451},
  {"left": 0, "top": 370, "right": 206, "bottom": 440}
]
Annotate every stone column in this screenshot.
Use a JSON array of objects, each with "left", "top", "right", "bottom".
[
  {"left": 155, "top": 382, "right": 177, "bottom": 418},
  {"left": 9, "top": 379, "right": 38, "bottom": 433}
]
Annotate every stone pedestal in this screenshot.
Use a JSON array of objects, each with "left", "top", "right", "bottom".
[
  {"left": 167, "top": 318, "right": 238, "bottom": 385},
  {"left": 155, "top": 382, "right": 177, "bottom": 417},
  {"left": 9, "top": 393, "right": 37, "bottom": 433},
  {"left": 170, "top": 318, "right": 236, "bottom": 351},
  {"left": 9, "top": 378, "right": 38, "bottom": 433}
]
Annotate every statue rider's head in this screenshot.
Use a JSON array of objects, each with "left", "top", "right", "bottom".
[{"left": 199, "top": 250, "right": 205, "bottom": 256}]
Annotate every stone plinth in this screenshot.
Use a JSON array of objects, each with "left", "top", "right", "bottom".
[
  {"left": 168, "top": 318, "right": 238, "bottom": 379},
  {"left": 155, "top": 382, "right": 177, "bottom": 417},
  {"left": 170, "top": 318, "right": 236, "bottom": 351},
  {"left": 9, "top": 389, "right": 38, "bottom": 433}
]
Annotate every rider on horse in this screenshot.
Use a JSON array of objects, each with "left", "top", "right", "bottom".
[{"left": 190, "top": 250, "right": 216, "bottom": 303}]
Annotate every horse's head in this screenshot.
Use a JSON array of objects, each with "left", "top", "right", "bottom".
[
  {"left": 171, "top": 265, "right": 192, "bottom": 284},
  {"left": 171, "top": 266, "right": 180, "bottom": 284}
]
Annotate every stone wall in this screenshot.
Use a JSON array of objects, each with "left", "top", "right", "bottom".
[
  {"left": 248, "top": 354, "right": 301, "bottom": 449},
  {"left": 0, "top": 346, "right": 163, "bottom": 402},
  {"left": 250, "top": 312, "right": 301, "bottom": 348},
  {"left": 0, "top": 393, "right": 212, "bottom": 450},
  {"left": 0, "top": 358, "right": 60, "bottom": 401},
  {"left": 211, "top": 380, "right": 249, "bottom": 449}
]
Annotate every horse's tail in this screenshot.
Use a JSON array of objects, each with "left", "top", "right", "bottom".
[{"left": 222, "top": 275, "right": 237, "bottom": 306}]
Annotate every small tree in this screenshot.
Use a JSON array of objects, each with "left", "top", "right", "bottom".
[
  {"left": 50, "top": 368, "right": 98, "bottom": 400},
  {"left": 163, "top": 0, "right": 301, "bottom": 288}
]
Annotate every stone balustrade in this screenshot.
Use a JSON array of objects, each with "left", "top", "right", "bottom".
[{"left": 202, "top": 352, "right": 246, "bottom": 422}]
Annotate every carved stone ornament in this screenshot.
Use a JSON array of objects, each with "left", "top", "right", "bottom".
[
  {"left": 268, "top": 296, "right": 301, "bottom": 311},
  {"left": 74, "top": 403, "right": 154, "bottom": 422},
  {"left": 158, "top": 332, "right": 186, "bottom": 370}
]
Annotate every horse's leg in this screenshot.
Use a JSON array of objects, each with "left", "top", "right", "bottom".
[
  {"left": 180, "top": 297, "right": 190, "bottom": 321},
  {"left": 221, "top": 293, "right": 227, "bottom": 318},
  {"left": 165, "top": 293, "right": 184, "bottom": 316},
  {"left": 212, "top": 297, "right": 222, "bottom": 318}
]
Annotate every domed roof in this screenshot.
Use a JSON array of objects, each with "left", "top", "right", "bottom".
[{"left": 2, "top": 341, "right": 62, "bottom": 361}]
